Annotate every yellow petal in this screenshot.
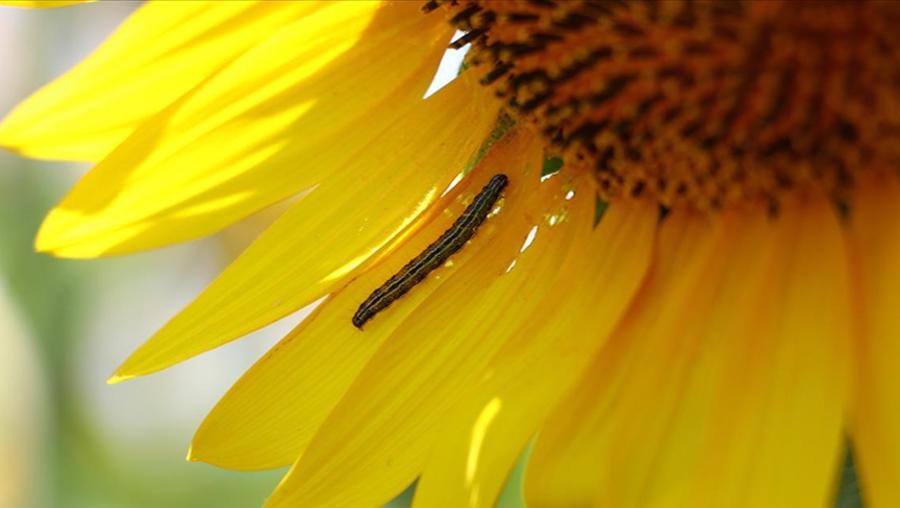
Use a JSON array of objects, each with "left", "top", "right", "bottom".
[
  {"left": 110, "top": 76, "right": 499, "bottom": 381},
  {"left": 263, "top": 133, "right": 583, "bottom": 508},
  {"left": 849, "top": 173, "right": 900, "bottom": 508},
  {"left": 35, "top": 1, "right": 454, "bottom": 257},
  {"left": 412, "top": 195, "right": 657, "bottom": 508},
  {"left": 526, "top": 195, "right": 851, "bottom": 508},
  {"left": 0, "top": 1, "right": 320, "bottom": 159},
  {"left": 190, "top": 162, "right": 513, "bottom": 470}
]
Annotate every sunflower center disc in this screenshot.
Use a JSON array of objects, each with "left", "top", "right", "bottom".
[{"left": 427, "top": 0, "right": 900, "bottom": 212}]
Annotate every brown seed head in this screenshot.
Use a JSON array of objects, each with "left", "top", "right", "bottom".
[{"left": 429, "top": 0, "right": 900, "bottom": 212}]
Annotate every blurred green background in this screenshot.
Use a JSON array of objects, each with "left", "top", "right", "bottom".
[
  {"left": 0, "top": 3, "right": 290, "bottom": 507},
  {"left": 0, "top": 3, "right": 865, "bottom": 508}
]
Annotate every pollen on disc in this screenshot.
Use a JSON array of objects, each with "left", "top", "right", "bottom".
[{"left": 429, "top": 0, "right": 900, "bottom": 213}]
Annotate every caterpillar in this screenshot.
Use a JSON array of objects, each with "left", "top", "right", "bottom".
[{"left": 352, "top": 174, "right": 509, "bottom": 329}]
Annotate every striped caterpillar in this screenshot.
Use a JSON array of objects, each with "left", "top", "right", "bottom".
[{"left": 352, "top": 174, "right": 509, "bottom": 329}]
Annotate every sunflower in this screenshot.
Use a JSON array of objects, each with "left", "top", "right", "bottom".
[{"left": 2, "top": 0, "right": 899, "bottom": 507}]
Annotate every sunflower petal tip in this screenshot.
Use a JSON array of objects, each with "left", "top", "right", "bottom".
[
  {"left": 0, "top": 125, "right": 21, "bottom": 152},
  {"left": 33, "top": 235, "right": 53, "bottom": 255},
  {"left": 106, "top": 372, "right": 133, "bottom": 385},
  {"left": 34, "top": 214, "right": 64, "bottom": 253},
  {"left": 33, "top": 213, "right": 102, "bottom": 259}
]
